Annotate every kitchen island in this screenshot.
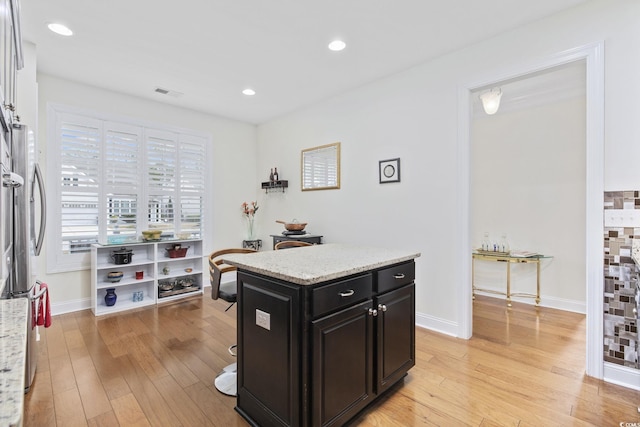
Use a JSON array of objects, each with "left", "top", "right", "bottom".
[
  {"left": 223, "top": 243, "right": 420, "bottom": 427},
  {"left": 0, "top": 298, "right": 28, "bottom": 427}
]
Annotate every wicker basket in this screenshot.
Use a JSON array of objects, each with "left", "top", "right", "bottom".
[{"left": 166, "top": 247, "right": 189, "bottom": 258}]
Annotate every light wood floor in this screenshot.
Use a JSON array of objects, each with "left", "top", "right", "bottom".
[{"left": 23, "top": 294, "right": 640, "bottom": 426}]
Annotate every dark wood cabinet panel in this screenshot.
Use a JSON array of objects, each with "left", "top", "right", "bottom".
[
  {"left": 376, "top": 284, "right": 415, "bottom": 393},
  {"left": 237, "top": 273, "right": 302, "bottom": 427},
  {"left": 312, "top": 299, "right": 374, "bottom": 427}
]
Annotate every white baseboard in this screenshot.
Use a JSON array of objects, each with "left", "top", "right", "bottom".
[
  {"left": 416, "top": 311, "right": 458, "bottom": 337},
  {"left": 51, "top": 297, "right": 92, "bottom": 316},
  {"left": 603, "top": 362, "right": 640, "bottom": 391}
]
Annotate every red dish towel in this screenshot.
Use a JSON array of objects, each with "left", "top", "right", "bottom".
[{"left": 37, "top": 282, "right": 52, "bottom": 328}]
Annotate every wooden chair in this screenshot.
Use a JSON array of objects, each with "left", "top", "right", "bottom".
[
  {"left": 274, "top": 240, "right": 313, "bottom": 250},
  {"left": 208, "top": 248, "right": 256, "bottom": 396},
  {"left": 209, "top": 248, "right": 256, "bottom": 308}
]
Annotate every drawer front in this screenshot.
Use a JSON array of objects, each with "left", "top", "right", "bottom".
[
  {"left": 376, "top": 261, "right": 415, "bottom": 293},
  {"left": 312, "top": 274, "right": 373, "bottom": 317}
]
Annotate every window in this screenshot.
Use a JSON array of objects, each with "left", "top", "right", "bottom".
[
  {"left": 48, "top": 104, "right": 208, "bottom": 272},
  {"left": 301, "top": 142, "right": 340, "bottom": 191}
]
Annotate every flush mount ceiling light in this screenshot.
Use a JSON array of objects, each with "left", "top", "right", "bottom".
[
  {"left": 328, "top": 40, "right": 346, "bottom": 51},
  {"left": 242, "top": 88, "right": 256, "bottom": 96},
  {"left": 479, "top": 88, "right": 503, "bottom": 115},
  {"left": 47, "top": 23, "right": 73, "bottom": 36}
]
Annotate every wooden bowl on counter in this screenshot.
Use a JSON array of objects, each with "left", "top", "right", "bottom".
[{"left": 276, "top": 220, "right": 307, "bottom": 231}]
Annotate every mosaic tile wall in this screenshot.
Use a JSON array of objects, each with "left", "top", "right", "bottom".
[{"left": 604, "top": 191, "right": 640, "bottom": 368}]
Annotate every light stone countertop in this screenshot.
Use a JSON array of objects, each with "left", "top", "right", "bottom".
[
  {"left": 0, "top": 298, "right": 28, "bottom": 427},
  {"left": 223, "top": 243, "right": 421, "bottom": 285}
]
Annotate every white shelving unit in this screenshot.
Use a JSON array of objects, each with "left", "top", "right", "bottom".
[
  {"left": 156, "top": 240, "right": 204, "bottom": 303},
  {"left": 91, "top": 239, "right": 204, "bottom": 316}
]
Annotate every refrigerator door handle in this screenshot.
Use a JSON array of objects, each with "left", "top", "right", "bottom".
[{"left": 31, "top": 163, "right": 46, "bottom": 256}]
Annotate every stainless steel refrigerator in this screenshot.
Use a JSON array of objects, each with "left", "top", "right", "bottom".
[{"left": 2, "top": 122, "right": 47, "bottom": 392}]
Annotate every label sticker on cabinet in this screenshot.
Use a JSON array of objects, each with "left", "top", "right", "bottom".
[{"left": 256, "top": 309, "right": 271, "bottom": 331}]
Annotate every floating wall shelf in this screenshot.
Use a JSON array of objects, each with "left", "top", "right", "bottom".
[{"left": 261, "top": 180, "right": 288, "bottom": 193}]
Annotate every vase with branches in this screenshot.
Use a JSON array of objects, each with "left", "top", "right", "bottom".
[{"left": 241, "top": 201, "right": 259, "bottom": 239}]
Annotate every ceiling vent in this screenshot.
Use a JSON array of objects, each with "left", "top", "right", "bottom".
[{"left": 154, "top": 87, "right": 184, "bottom": 98}]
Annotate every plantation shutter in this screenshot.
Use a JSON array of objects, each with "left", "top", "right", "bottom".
[
  {"left": 59, "top": 114, "right": 102, "bottom": 254},
  {"left": 104, "top": 122, "right": 141, "bottom": 240},
  {"left": 178, "top": 135, "right": 205, "bottom": 238},
  {"left": 146, "top": 129, "right": 178, "bottom": 236}
]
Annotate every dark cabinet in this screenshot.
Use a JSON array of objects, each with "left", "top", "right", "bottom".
[
  {"left": 236, "top": 260, "right": 415, "bottom": 427},
  {"left": 271, "top": 234, "right": 323, "bottom": 249},
  {"left": 311, "top": 282, "right": 415, "bottom": 427},
  {"left": 375, "top": 284, "right": 415, "bottom": 393},
  {"left": 312, "top": 299, "right": 374, "bottom": 427},
  {"left": 236, "top": 274, "right": 302, "bottom": 427}
]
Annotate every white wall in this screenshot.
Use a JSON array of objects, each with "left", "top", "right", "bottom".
[
  {"left": 34, "top": 74, "right": 257, "bottom": 310},
  {"left": 255, "top": 0, "right": 640, "bottom": 332},
  {"left": 471, "top": 96, "right": 586, "bottom": 310}
]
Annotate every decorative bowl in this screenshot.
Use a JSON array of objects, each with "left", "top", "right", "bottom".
[
  {"left": 165, "top": 246, "right": 189, "bottom": 258},
  {"left": 158, "top": 281, "right": 175, "bottom": 292},
  {"left": 107, "top": 271, "right": 124, "bottom": 282},
  {"left": 276, "top": 219, "right": 307, "bottom": 231},
  {"left": 179, "top": 277, "right": 194, "bottom": 288},
  {"left": 141, "top": 230, "right": 162, "bottom": 240}
]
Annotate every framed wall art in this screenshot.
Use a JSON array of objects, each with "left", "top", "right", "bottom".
[
  {"left": 379, "top": 158, "right": 400, "bottom": 183},
  {"left": 301, "top": 142, "right": 341, "bottom": 191}
]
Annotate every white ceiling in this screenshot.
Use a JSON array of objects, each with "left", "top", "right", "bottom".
[{"left": 20, "top": 0, "right": 588, "bottom": 124}]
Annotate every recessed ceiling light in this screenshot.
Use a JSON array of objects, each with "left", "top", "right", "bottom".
[
  {"left": 154, "top": 87, "right": 184, "bottom": 98},
  {"left": 242, "top": 88, "right": 256, "bottom": 96},
  {"left": 47, "top": 23, "right": 73, "bottom": 36},
  {"left": 328, "top": 40, "right": 346, "bottom": 51}
]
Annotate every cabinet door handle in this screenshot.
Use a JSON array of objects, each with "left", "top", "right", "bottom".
[
  {"left": 368, "top": 308, "right": 378, "bottom": 317},
  {"left": 378, "top": 304, "right": 387, "bottom": 312},
  {"left": 339, "top": 289, "right": 355, "bottom": 297},
  {"left": 393, "top": 273, "right": 405, "bottom": 279}
]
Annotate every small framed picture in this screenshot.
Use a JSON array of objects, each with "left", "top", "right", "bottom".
[{"left": 379, "top": 158, "right": 400, "bottom": 183}]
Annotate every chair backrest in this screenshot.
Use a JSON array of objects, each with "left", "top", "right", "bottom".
[
  {"left": 209, "top": 248, "right": 256, "bottom": 300},
  {"left": 274, "top": 240, "right": 313, "bottom": 250}
]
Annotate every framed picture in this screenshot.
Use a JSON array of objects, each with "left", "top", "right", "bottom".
[{"left": 379, "top": 158, "right": 400, "bottom": 183}]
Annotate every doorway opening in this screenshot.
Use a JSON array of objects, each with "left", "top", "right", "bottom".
[{"left": 456, "top": 42, "right": 605, "bottom": 379}]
